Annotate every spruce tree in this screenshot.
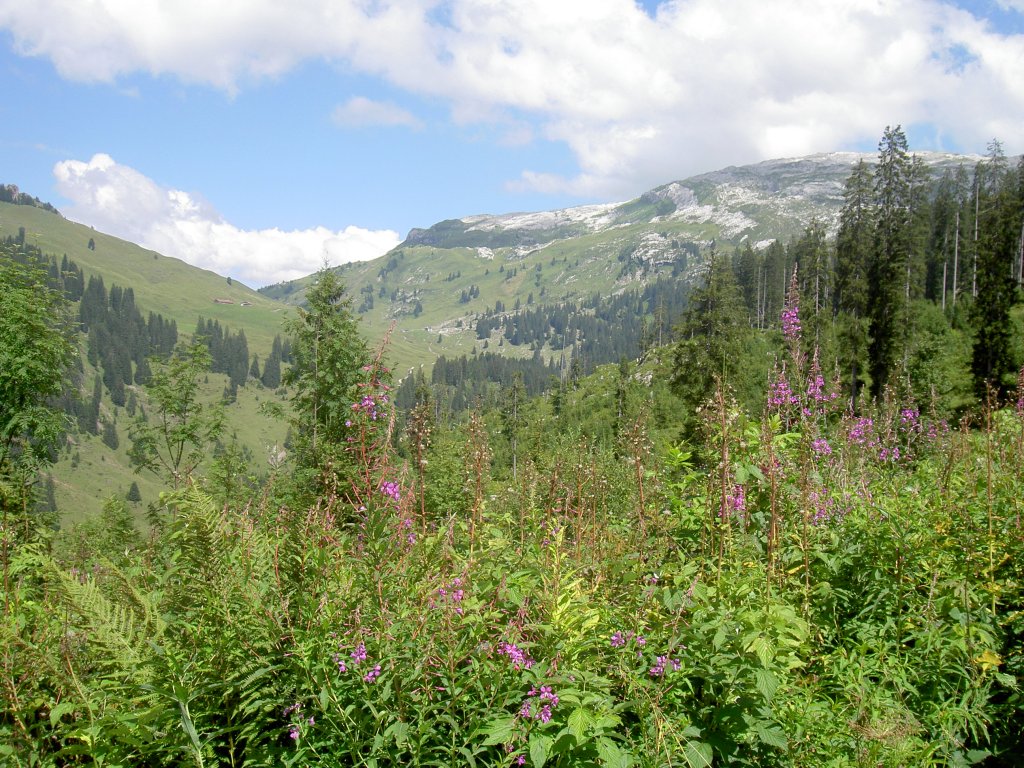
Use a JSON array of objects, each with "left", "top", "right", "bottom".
[
  {"left": 670, "top": 250, "right": 751, "bottom": 416},
  {"left": 971, "top": 144, "right": 1022, "bottom": 400},
  {"left": 868, "top": 126, "right": 912, "bottom": 399},
  {"left": 284, "top": 268, "right": 369, "bottom": 486}
]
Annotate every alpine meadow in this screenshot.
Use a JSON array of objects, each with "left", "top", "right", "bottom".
[{"left": 4, "top": 124, "right": 1024, "bottom": 768}]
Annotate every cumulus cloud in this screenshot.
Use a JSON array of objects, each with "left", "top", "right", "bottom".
[
  {"left": 332, "top": 96, "right": 423, "bottom": 128},
  {"left": 6, "top": 1, "right": 1024, "bottom": 200},
  {"left": 53, "top": 154, "right": 400, "bottom": 288}
]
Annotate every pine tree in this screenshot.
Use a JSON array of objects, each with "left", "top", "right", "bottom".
[
  {"left": 791, "top": 220, "right": 831, "bottom": 345},
  {"left": 126, "top": 481, "right": 142, "bottom": 504},
  {"left": 971, "top": 143, "right": 1022, "bottom": 400},
  {"left": 102, "top": 420, "right": 119, "bottom": 450},
  {"left": 670, "top": 250, "right": 751, "bottom": 416},
  {"left": 284, "top": 268, "right": 369, "bottom": 483},
  {"left": 261, "top": 337, "right": 282, "bottom": 389},
  {"left": 868, "top": 126, "right": 912, "bottom": 399}
]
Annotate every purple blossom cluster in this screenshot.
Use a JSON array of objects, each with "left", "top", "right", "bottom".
[
  {"left": 609, "top": 630, "right": 649, "bottom": 659},
  {"left": 768, "top": 372, "right": 799, "bottom": 409},
  {"left": 379, "top": 480, "right": 401, "bottom": 502},
  {"left": 350, "top": 391, "right": 389, "bottom": 422},
  {"left": 781, "top": 304, "right": 801, "bottom": 340},
  {"left": 332, "top": 640, "right": 383, "bottom": 684},
  {"left": 283, "top": 702, "right": 314, "bottom": 741},
  {"left": 724, "top": 485, "right": 746, "bottom": 515},
  {"left": 431, "top": 577, "right": 466, "bottom": 615},
  {"left": 519, "top": 685, "right": 560, "bottom": 724},
  {"left": 809, "top": 489, "right": 837, "bottom": 524},
  {"left": 498, "top": 641, "right": 534, "bottom": 670},
  {"left": 399, "top": 516, "right": 416, "bottom": 545},
  {"left": 648, "top": 655, "right": 682, "bottom": 678},
  {"left": 899, "top": 408, "right": 921, "bottom": 432},
  {"left": 848, "top": 417, "right": 875, "bottom": 445},
  {"left": 811, "top": 437, "right": 832, "bottom": 457}
]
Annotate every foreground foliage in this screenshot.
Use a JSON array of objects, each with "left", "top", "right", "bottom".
[{"left": 4, "top": 347, "right": 1024, "bottom": 766}]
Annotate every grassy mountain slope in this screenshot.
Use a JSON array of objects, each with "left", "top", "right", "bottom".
[
  {"left": 261, "top": 151, "right": 979, "bottom": 373},
  {"left": 1, "top": 198, "right": 293, "bottom": 523},
  {"left": 0, "top": 202, "right": 287, "bottom": 354}
]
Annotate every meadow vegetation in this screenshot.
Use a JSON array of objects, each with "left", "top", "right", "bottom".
[{"left": 2, "top": 130, "right": 1024, "bottom": 765}]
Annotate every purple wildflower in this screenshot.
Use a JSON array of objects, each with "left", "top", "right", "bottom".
[
  {"left": 812, "top": 438, "right": 832, "bottom": 456},
  {"left": 351, "top": 642, "right": 367, "bottom": 664},
  {"left": 610, "top": 631, "right": 626, "bottom": 648},
  {"left": 363, "top": 664, "right": 382, "bottom": 684},
  {"left": 781, "top": 268, "right": 801, "bottom": 341},
  {"left": 380, "top": 480, "right": 401, "bottom": 502},
  {"left": 498, "top": 642, "right": 534, "bottom": 670}
]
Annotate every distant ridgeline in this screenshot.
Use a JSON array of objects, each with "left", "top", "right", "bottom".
[{"left": 0, "top": 183, "right": 60, "bottom": 215}]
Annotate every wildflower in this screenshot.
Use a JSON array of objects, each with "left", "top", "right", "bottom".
[
  {"left": 363, "top": 664, "right": 382, "bottom": 684},
  {"left": 811, "top": 437, "right": 832, "bottom": 456},
  {"left": 848, "top": 417, "right": 874, "bottom": 445},
  {"left": 899, "top": 408, "right": 921, "bottom": 433},
  {"left": 380, "top": 480, "right": 401, "bottom": 502},
  {"left": 498, "top": 642, "right": 534, "bottom": 670},
  {"left": 351, "top": 642, "right": 368, "bottom": 664},
  {"left": 768, "top": 368, "right": 800, "bottom": 409},
  {"left": 289, "top": 727, "right": 300, "bottom": 740},
  {"left": 723, "top": 485, "right": 745, "bottom": 519},
  {"left": 781, "top": 268, "right": 801, "bottom": 341},
  {"left": 610, "top": 631, "right": 626, "bottom": 648}
]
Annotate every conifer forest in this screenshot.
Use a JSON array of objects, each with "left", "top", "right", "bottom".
[{"left": 3, "top": 128, "right": 1024, "bottom": 766}]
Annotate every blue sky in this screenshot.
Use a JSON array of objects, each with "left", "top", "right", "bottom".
[{"left": 1, "top": 0, "right": 1022, "bottom": 287}]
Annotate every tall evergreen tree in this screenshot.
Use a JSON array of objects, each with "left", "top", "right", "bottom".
[
  {"left": 868, "top": 126, "right": 913, "bottom": 399},
  {"left": 670, "top": 251, "right": 751, "bottom": 416},
  {"left": 261, "top": 336, "right": 282, "bottom": 389},
  {"left": 791, "top": 220, "right": 831, "bottom": 346},
  {"left": 834, "top": 159, "right": 874, "bottom": 319},
  {"left": 284, "top": 268, "right": 369, "bottom": 486},
  {"left": 971, "top": 143, "right": 1022, "bottom": 400}
]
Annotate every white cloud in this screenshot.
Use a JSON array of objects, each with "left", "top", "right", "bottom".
[
  {"left": 53, "top": 154, "right": 400, "bottom": 288},
  {"left": 6, "top": 1, "right": 1024, "bottom": 200},
  {"left": 332, "top": 96, "right": 423, "bottom": 128}
]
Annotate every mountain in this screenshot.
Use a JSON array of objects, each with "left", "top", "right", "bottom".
[
  {"left": 1, "top": 196, "right": 291, "bottom": 523},
  {"left": 260, "top": 151, "right": 979, "bottom": 373},
  {"left": 0, "top": 200, "right": 286, "bottom": 355}
]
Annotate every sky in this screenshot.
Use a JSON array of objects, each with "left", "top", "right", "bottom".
[{"left": 1, "top": 0, "right": 1023, "bottom": 288}]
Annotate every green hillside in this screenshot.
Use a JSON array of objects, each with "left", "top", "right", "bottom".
[{"left": 0, "top": 202, "right": 288, "bottom": 355}]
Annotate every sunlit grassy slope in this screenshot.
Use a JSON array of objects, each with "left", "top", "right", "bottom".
[{"left": 0, "top": 202, "right": 289, "bottom": 355}]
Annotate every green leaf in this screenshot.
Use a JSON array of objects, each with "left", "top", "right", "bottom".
[
  {"left": 530, "top": 732, "right": 551, "bottom": 768},
  {"left": 481, "top": 715, "right": 517, "bottom": 746},
  {"left": 753, "top": 668, "right": 779, "bottom": 701},
  {"left": 681, "top": 740, "right": 713, "bottom": 768},
  {"left": 49, "top": 700, "right": 78, "bottom": 727},
  {"left": 596, "top": 737, "right": 629, "bottom": 768},
  {"left": 753, "top": 722, "right": 788, "bottom": 749},
  {"left": 567, "top": 706, "right": 594, "bottom": 741}
]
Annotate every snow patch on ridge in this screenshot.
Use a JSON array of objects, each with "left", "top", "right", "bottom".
[{"left": 463, "top": 202, "right": 622, "bottom": 233}]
